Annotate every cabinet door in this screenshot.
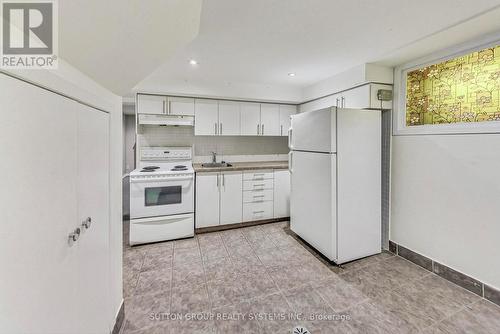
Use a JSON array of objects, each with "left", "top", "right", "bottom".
[
  {"left": 0, "top": 74, "right": 78, "bottom": 333},
  {"left": 240, "top": 102, "right": 261, "bottom": 135},
  {"left": 137, "top": 94, "right": 166, "bottom": 114},
  {"left": 218, "top": 101, "right": 240, "bottom": 136},
  {"left": 195, "top": 99, "right": 219, "bottom": 135},
  {"left": 76, "top": 105, "right": 110, "bottom": 333},
  {"left": 273, "top": 170, "right": 290, "bottom": 217},
  {"left": 279, "top": 105, "right": 296, "bottom": 136},
  {"left": 195, "top": 173, "right": 220, "bottom": 227},
  {"left": 341, "top": 85, "right": 371, "bottom": 109},
  {"left": 220, "top": 172, "right": 243, "bottom": 225},
  {"left": 260, "top": 104, "right": 280, "bottom": 136},
  {"left": 169, "top": 97, "right": 195, "bottom": 116}
]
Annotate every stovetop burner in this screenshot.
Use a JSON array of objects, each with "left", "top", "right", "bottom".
[
  {"left": 171, "top": 167, "right": 188, "bottom": 171},
  {"left": 142, "top": 166, "right": 160, "bottom": 170}
]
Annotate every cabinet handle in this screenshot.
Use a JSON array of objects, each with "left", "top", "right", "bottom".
[
  {"left": 220, "top": 123, "right": 222, "bottom": 135},
  {"left": 280, "top": 125, "right": 283, "bottom": 136},
  {"left": 253, "top": 210, "right": 265, "bottom": 214},
  {"left": 262, "top": 124, "right": 264, "bottom": 135},
  {"left": 68, "top": 227, "right": 81, "bottom": 245},
  {"left": 253, "top": 195, "right": 265, "bottom": 198},
  {"left": 214, "top": 123, "right": 218, "bottom": 135},
  {"left": 81, "top": 217, "right": 92, "bottom": 229},
  {"left": 253, "top": 184, "right": 265, "bottom": 187},
  {"left": 162, "top": 100, "right": 166, "bottom": 114},
  {"left": 216, "top": 174, "right": 220, "bottom": 188},
  {"left": 257, "top": 124, "right": 260, "bottom": 135},
  {"left": 341, "top": 96, "right": 345, "bottom": 108},
  {"left": 222, "top": 174, "right": 225, "bottom": 187},
  {"left": 336, "top": 98, "right": 340, "bottom": 108}
]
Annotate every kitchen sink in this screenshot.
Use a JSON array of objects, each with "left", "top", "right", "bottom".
[{"left": 201, "top": 162, "right": 232, "bottom": 168}]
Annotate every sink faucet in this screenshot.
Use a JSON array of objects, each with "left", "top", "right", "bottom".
[{"left": 211, "top": 151, "right": 217, "bottom": 163}]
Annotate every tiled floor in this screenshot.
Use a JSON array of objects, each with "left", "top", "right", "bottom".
[{"left": 121, "top": 222, "right": 500, "bottom": 333}]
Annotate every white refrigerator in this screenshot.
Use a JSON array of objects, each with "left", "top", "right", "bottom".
[{"left": 289, "top": 107, "right": 381, "bottom": 264}]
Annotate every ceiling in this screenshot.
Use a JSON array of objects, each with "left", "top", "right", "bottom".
[
  {"left": 134, "top": 0, "right": 500, "bottom": 101},
  {"left": 59, "top": 0, "right": 202, "bottom": 96},
  {"left": 58, "top": 1, "right": 500, "bottom": 100}
]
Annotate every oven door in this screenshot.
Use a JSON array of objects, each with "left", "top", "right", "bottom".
[{"left": 130, "top": 175, "right": 194, "bottom": 219}]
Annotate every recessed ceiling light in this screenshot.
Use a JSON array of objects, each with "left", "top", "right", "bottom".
[
  {"left": 288, "top": 72, "right": 296, "bottom": 77},
  {"left": 189, "top": 59, "right": 198, "bottom": 65}
]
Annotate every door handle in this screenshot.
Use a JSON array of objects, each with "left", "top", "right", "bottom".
[
  {"left": 289, "top": 152, "right": 293, "bottom": 173},
  {"left": 288, "top": 128, "right": 293, "bottom": 149}
]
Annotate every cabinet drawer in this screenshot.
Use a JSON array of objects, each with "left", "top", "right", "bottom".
[
  {"left": 243, "top": 189, "right": 273, "bottom": 203},
  {"left": 243, "top": 170, "right": 274, "bottom": 180},
  {"left": 243, "top": 178, "right": 274, "bottom": 191},
  {"left": 243, "top": 201, "right": 274, "bottom": 222}
]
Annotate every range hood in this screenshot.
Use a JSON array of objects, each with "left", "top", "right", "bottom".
[{"left": 138, "top": 114, "right": 194, "bottom": 126}]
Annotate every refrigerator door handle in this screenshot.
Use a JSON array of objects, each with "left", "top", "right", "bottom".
[
  {"left": 288, "top": 128, "right": 293, "bottom": 149},
  {"left": 289, "top": 151, "right": 293, "bottom": 173}
]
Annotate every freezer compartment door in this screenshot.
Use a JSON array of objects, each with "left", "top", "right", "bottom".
[
  {"left": 289, "top": 107, "right": 336, "bottom": 153},
  {"left": 290, "top": 150, "right": 337, "bottom": 261}
]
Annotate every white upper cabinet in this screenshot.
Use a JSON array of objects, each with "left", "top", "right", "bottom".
[
  {"left": 169, "top": 97, "right": 195, "bottom": 116},
  {"left": 260, "top": 104, "right": 280, "bottom": 136},
  {"left": 194, "top": 99, "right": 219, "bottom": 135},
  {"left": 218, "top": 101, "right": 241, "bottom": 136},
  {"left": 219, "top": 172, "right": 243, "bottom": 225},
  {"left": 279, "top": 105, "right": 296, "bottom": 136},
  {"left": 340, "top": 85, "right": 371, "bottom": 109},
  {"left": 240, "top": 102, "right": 261, "bottom": 136},
  {"left": 137, "top": 94, "right": 167, "bottom": 115}
]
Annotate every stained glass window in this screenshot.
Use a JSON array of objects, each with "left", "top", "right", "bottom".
[{"left": 405, "top": 45, "right": 500, "bottom": 126}]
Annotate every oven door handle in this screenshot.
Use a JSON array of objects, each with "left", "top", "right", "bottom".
[{"left": 130, "top": 175, "right": 194, "bottom": 183}]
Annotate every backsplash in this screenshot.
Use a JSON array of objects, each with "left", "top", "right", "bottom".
[{"left": 137, "top": 125, "right": 289, "bottom": 157}]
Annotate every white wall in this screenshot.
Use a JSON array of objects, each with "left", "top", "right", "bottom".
[
  {"left": 391, "top": 132, "right": 500, "bottom": 289},
  {"left": 123, "top": 115, "right": 136, "bottom": 174},
  {"left": 2, "top": 60, "right": 123, "bottom": 328},
  {"left": 137, "top": 126, "right": 289, "bottom": 162}
]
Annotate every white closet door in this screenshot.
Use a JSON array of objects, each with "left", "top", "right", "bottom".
[
  {"left": 77, "top": 105, "right": 110, "bottom": 333},
  {"left": 0, "top": 74, "right": 78, "bottom": 333}
]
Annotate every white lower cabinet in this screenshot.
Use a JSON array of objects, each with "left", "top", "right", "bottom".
[
  {"left": 195, "top": 173, "right": 220, "bottom": 228},
  {"left": 220, "top": 172, "right": 243, "bottom": 225},
  {"left": 196, "top": 168, "right": 290, "bottom": 228},
  {"left": 195, "top": 172, "right": 243, "bottom": 227},
  {"left": 243, "top": 201, "right": 274, "bottom": 221},
  {"left": 273, "top": 170, "right": 290, "bottom": 218}
]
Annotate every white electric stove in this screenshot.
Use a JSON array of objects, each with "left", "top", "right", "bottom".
[{"left": 129, "top": 147, "right": 194, "bottom": 245}]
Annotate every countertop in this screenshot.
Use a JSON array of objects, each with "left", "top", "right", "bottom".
[{"left": 193, "top": 161, "right": 288, "bottom": 172}]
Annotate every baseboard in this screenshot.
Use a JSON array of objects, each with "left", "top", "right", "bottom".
[
  {"left": 195, "top": 217, "right": 289, "bottom": 234},
  {"left": 111, "top": 301, "right": 125, "bottom": 334},
  {"left": 389, "top": 240, "right": 500, "bottom": 307}
]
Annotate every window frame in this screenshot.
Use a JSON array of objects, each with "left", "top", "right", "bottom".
[{"left": 393, "top": 37, "right": 500, "bottom": 136}]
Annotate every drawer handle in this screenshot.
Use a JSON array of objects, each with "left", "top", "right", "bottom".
[
  {"left": 253, "top": 210, "right": 265, "bottom": 214},
  {"left": 253, "top": 195, "right": 265, "bottom": 198},
  {"left": 253, "top": 184, "right": 265, "bottom": 187}
]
